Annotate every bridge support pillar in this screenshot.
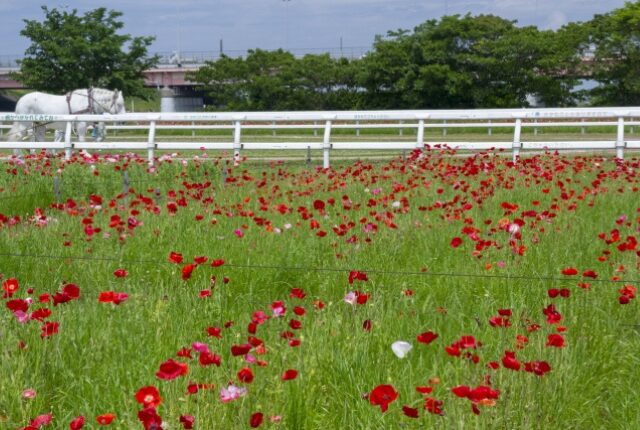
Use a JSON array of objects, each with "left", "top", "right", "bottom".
[{"left": 160, "top": 87, "right": 176, "bottom": 113}]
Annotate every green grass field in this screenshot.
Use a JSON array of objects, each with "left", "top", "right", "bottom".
[{"left": 0, "top": 150, "right": 639, "bottom": 429}]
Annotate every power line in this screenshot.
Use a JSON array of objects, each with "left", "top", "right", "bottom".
[{"left": 0, "top": 251, "right": 636, "bottom": 285}]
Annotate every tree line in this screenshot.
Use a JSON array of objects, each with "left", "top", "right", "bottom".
[
  {"left": 190, "top": 1, "right": 639, "bottom": 110},
  {"left": 14, "top": 2, "right": 640, "bottom": 109}
]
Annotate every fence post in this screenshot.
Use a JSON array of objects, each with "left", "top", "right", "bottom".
[
  {"left": 191, "top": 121, "right": 196, "bottom": 138},
  {"left": 64, "top": 120, "right": 73, "bottom": 160},
  {"left": 581, "top": 118, "right": 586, "bottom": 135},
  {"left": 272, "top": 121, "right": 276, "bottom": 137},
  {"left": 488, "top": 120, "right": 492, "bottom": 136},
  {"left": 442, "top": 120, "right": 447, "bottom": 137},
  {"left": 306, "top": 146, "right": 311, "bottom": 165},
  {"left": 534, "top": 119, "right": 538, "bottom": 136},
  {"left": 233, "top": 119, "right": 242, "bottom": 167},
  {"left": 356, "top": 120, "right": 360, "bottom": 137},
  {"left": 416, "top": 119, "right": 425, "bottom": 150},
  {"left": 616, "top": 116, "right": 625, "bottom": 160},
  {"left": 313, "top": 121, "right": 318, "bottom": 137},
  {"left": 323, "top": 119, "right": 332, "bottom": 169},
  {"left": 399, "top": 120, "right": 404, "bottom": 137},
  {"left": 147, "top": 120, "right": 157, "bottom": 165},
  {"left": 512, "top": 118, "right": 522, "bottom": 164}
]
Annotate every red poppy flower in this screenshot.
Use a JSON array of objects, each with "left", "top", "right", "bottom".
[
  {"left": 7, "top": 298, "right": 29, "bottom": 313},
  {"left": 135, "top": 386, "right": 162, "bottom": 408},
  {"left": 29, "top": 413, "right": 53, "bottom": 427},
  {"left": 424, "top": 397, "right": 444, "bottom": 415},
  {"left": 546, "top": 333, "right": 565, "bottom": 348},
  {"left": 96, "top": 413, "right": 115, "bottom": 425},
  {"left": 289, "top": 288, "right": 306, "bottom": 299},
  {"left": 524, "top": 360, "right": 551, "bottom": 376},
  {"left": 561, "top": 267, "right": 578, "bottom": 276},
  {"left": 138, "top": 407, "right": 162, "bottom": 430},
  {"left": 198, "top": 351, "right": 221, "bottom": 367},
  {"left": 369, "top": 384, "right": 398, "bottom": 412},
  {"left": 582, "top": 270, "right": 597, "bottom": 279},
  {"left": 169, "top": 251, "right": 183, "bottom": 264},
  {"left": 281, "top": 369, "right": 298, "bottom": 381},
  {"left": 445, "top": 344, "right": 461, "bottom": 357},
  {"left": 181, "top": 264, "right": 196, "bottom": 280},
  {"left": 489, "top": 316, "right": 511, "bottom": 327},
  {"left": 62, "top": 283, "right": 80, "bottom": 299},
  {"left": 98, "top": 291, "right": 128, "bottom": 305},
  {"left": 207, "top": 326, "right": 222, "bottom": 338},
  {"left": 2, "top": 277, "right": 19, "bottom": 298},
  {"left": 417, "top": 331, "right": 438, "bottom": 344},
  {"left": 69, "top": 416, "right": 85, "bottom": 430},
  {"left": 211, "top": 259, "right": 225, "bottom": 267},
  {"left": 231, "top": 343, "right": 252, "bottom": 356},
  {"left": 348, "top": 270, "right": 368, "bottom": 284},
  {"left": 363, "top": 319, "right": 372, "bottom": 331},
  {"left": 194, "top": 256, "right": 208, "bottom": 265},
  {"left": 543, "top": 304, "right": 562, "bottom": 324},
  {"left": 238, "top": 367, "right": 254, "bottom": 384},
  {"left": 113, "top": 269, "right": 128, "bottom": 278},
  {"left": 356, "top": 293, "right": 370, "bottom": 304},
  {"left": 402, "top": 405, "right": 419, "bottom": 418},
  {"left": 451, "top": 385, "right": 471, "bottom": 398},
  {"left": 413, "top": 385, "right": 432, "bottom": 396},
  {"left": 179, "top": 415, "right": 195, "bottom": 429},
  {"left": 501, "top": 350, "right": 521, "bottom": 371},
  {"left": 155, "top": 359, "right": 189, "bottom": 380},
  {"left": 250, "top": 412, "right": 264, "bottom": 428},
  {"left": 41, "top": 321, "right": 59, "bottom": 338}
]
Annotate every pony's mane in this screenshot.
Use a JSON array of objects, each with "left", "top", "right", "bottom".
[{"left": 84, "top": 88, "right": 115, "bottom": 98}]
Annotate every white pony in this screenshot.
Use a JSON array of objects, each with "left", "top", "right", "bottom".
[{"left": 7, "top": 88, "right": 126, "bottom": 149}]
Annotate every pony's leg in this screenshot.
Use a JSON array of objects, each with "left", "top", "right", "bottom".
[
  {"left": 33, "top": 124, "right": 46, "bottom": 154},
  {"left": 51, "top": 129, "right": 63, "bottom": 156},
  {"left": 7, "top": 122, "right": 27, "bottom": 158},
  {"left": 77, "top": 122, "right": 91, "bottom": 158}
]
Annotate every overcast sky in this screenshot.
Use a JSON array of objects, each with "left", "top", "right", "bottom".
[{"left": 0, "top": 0, "right": 628, "bottom": 59}]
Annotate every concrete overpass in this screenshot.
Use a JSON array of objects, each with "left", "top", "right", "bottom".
[
  {"left": 0, "top": 65, "right": 200, "bottom": 90},
  {"left": 0, "top": 65, "right": 204, "bottom": 112}
]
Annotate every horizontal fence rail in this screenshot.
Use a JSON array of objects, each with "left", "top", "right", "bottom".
[{"left": 1, "top": 107, "right": 640, "bottom": 167}]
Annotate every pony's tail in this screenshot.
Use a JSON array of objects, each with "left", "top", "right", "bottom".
[{"left": 5, "top": 122, "right": 25, "bottom": 142}]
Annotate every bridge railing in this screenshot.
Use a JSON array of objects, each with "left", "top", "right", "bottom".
[{"left": 1, "top": 108, "right": 639, "bottom": 167}]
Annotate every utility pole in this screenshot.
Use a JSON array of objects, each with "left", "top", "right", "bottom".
[{"left": 283, "top": 0, "right": 291, "bottom": 50}]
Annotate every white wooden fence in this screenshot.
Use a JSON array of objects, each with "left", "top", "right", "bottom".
[{"left": 1, "top": 107, "right": 639, "bottom": 167}]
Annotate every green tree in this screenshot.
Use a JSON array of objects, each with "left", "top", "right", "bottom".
[
  {"left": 588, "top": 1, "right": 640, "bottom": 105},
  {"left": 191, "top": 49, "right": 360, "bottom": 111},
  {"left": 358, "top": 14, "right": 584, "bottom": 109},
  {"left": 15, "top": 6, "right": 158, "bottom": 96}
]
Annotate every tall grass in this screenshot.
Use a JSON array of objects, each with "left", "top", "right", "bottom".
[{"left": 0, "top": 151, "right": 638, "bottom": 429}]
